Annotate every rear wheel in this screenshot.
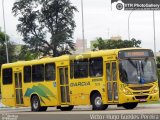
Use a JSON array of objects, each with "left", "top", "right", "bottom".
[
  {"left": 91, "top": 93, "right": 108, "bottom": 110},
  {"left": 122, "top": 102, "right": 138, "bottom": 109},
  {"left": 59, "top": 105, "right": 74, "bottom": 111},
  {"left": 31, "top": 95, "right": 47, "bottom": 112}
]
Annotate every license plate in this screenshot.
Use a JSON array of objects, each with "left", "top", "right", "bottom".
[{"left": 139, "top": 99, "right": 146, "bottom": 102}]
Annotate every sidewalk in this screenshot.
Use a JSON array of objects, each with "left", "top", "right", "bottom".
[{"left": 0, "top": 102, "right": 8, "bottom": 108}]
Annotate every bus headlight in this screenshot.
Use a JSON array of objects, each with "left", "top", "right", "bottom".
[
  {"left": 151, "top": 86, "right": 159, "bottom": 94},
  {"left": 122, "top": 88, "right": 132, "bottom": 95}
]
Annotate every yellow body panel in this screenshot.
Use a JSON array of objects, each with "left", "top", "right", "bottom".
[{"left": 2, "top": 84, "right": 15, "bottom": 107}]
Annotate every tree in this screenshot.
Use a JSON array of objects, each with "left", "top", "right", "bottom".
[
  {"left": 18, "top": 45, "right": 41, "bottom": 60},
  {"left": 93, "top": 37, "right": 106, "bottom": 50},
  {"left": 157, "top": 57, "right": 160, "bottom": 79},
  {"left": 157, "top": 57, "right": 160, "bottom": 65},
  {"left": 12, "top": 0, "right": 77, "bottom": 57},
  {"left": 0, "top": 29, "right": 16, "bottom": 66},
  {"left": 156, "top": 57, "right": 160, "bottom": 96},
  {"left": 93, "top": 37, "right": 141, "bottom": 50}
]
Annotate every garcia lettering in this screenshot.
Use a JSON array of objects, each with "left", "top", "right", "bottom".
[{"left": 70, "top": 82, "right": 90, "bottom": 87}]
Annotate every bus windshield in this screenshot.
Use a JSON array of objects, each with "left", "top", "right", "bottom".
[{"left": 119, "top": 58, "right": 157, "bottom": 84}]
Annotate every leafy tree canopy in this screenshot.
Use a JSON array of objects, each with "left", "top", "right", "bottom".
[
  {"left": 12, "top": 0, "right": 77, "bottom": 57},
  {"left": 93, "top": 37, "right": 141, "bottom": 50},
  {"left": 18, "top": 45, "right": 41, "bottom": 60},
  {"left": 157, "top": 57, "right": 160, "bottom": 65},
  {"left": 0, "top": 29, "right": 16, "bottom": 66}
]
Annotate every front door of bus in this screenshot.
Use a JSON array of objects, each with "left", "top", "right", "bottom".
[
  {"left": 14, "top": 72, "right": 24, "bottom": 105},
  {"left": 106, "top": 62, "right": 118, "bottom": 103},
  {"left": 59, "top": 67, "right": 70, "bottom": 104}
]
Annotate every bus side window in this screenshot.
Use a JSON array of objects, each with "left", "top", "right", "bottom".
[
  {"left": 106, "top": 63, "right": 111, "bottom": 81},
  {"left": 74, "top": 59, "right": 88, "bottom": 78},
  {"left": 24, "top": 66, "right": 31, "bottom": 83},
  {"left": 89, "top": 57, "right": 103, "bottom": 77},
  {"left": 45, "top": 63, "right": 55, "bottom": 81},
  {"left": 112, "top": 62, "right": 117, "bottom": 81},
  {"left": 2, "top": 68, "right": 12, "bottom": 85},
  {"left": 119, "top": 63, "right": 128, "bottom": 82},
  {"left": 32, "top": 64, "right": 44, "bottom": 82}
]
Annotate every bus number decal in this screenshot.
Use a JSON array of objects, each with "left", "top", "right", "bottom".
[
  {"left": 92, "top": 78, "right": 102, "bottom": 82},
  {"left": 95, "top": 83, "right": 100, "bottom": 86}
]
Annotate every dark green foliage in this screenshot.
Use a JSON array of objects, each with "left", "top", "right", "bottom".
[
  {"left": 157, "top": 68, "right": 160, "bottom": 97},
  {"left": 0, "top": 29, "right": 16, "bottom": 66},
  {"left": 18, "top": 45, "right": 40, "bottom": 60},
  {"left": 12, "top": 0, "right": 77, "bottom": 57},
  {"left": 157, "top": 57, "right": 160, "bottom": 81},
  {"left": 93, "top": 37, "right": 141, "bottom": 50},
  {"left": 156, "top": 57, "right": 160, "bottom": 64},
  {"left": 157, "top": 57, "right": 160, "bottom": 96}
]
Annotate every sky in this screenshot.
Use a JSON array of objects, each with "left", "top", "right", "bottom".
[{"left": 0, "top": 0, "right": 160, "bottom": 52}]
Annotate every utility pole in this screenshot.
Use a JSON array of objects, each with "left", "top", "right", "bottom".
[
  {"left": 81, "top": 0, "right": 85, "bottom": 52},
  {"left": 2, "top": 0, "right": 9, "bottom": 63},
  {"left": 153, "top": 10, "right": 156, "bottom": 60},
  {"left": 128, "top": 11, "right": 133, "bottom": 40},
  {"left": 108, "top": 28, "right": 110, "bottom": 39}
]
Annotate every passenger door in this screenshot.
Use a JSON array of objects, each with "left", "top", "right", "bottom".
[
  {"left": 14, "top": 72, "right": 24, "bottom": 105},
  {"left": 106, "top": 61, "right": 118, "bottom": 103},
  {"left": 59, "top": 67, "right": 70, "bottom": 104}
]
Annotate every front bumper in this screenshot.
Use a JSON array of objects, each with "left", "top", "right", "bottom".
[{"left": 119, "top": 92, "right": 159, "bottom": 104}]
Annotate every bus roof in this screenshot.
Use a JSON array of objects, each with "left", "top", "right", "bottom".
[{"left": 1, "top": 47, "right": 152, "bottom": 68}]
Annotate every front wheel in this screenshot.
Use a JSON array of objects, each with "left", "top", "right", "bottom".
[
  {"left": 122, "top": 102, "right": 138, "bottom": 109},
  {"left": 91, "top": 93, "right": 108, "bottom": 110}
]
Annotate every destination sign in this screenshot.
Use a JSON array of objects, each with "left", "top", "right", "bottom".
[
  {"left": 124, "top": 51, "right": 149, "bottom": 57},
  {"left": 118, "top": 50, "right": 154, "bottom": 59}
]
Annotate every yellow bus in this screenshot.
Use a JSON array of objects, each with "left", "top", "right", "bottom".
[{"left": 1, "top": 48, "right": 159, "bottom": 111}]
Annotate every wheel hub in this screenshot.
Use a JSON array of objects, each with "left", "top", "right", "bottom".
[
  {"left": 95, "top": 97, "right": 102, "bottom": 107},
  {"left": 33, "top": 100, "right": 39, "bottom": 109}
]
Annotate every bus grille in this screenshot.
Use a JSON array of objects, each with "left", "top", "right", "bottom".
[
  {"left": 129, "top": 86, "right": 152, "bottom": 90},
  {"left": 135, "top": 95, "right": 148, "bottom": 99},
  {"left": 133, "top": 91, "right": 150, "bottom": 94}
]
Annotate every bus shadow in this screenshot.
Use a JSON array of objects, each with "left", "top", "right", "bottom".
[{"left": 19, "top": 106, "right": 148, "bottom": 113}]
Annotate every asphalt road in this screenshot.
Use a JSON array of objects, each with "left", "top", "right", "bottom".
[{"left": 0, "top": 104, "right": 160, "bottom": 120}]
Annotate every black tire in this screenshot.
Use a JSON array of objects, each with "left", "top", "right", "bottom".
[
  {"left": 59, "top": 105, "right": 74, "bottom": 111},
  {"left": 122, "top": 102, "right": 138, "bottom": 109},
  {"left": 31, "top": 95, "right": 47, "bottom": 112},
  {"left": 91, "top": 93, "right": 108, "bottom": 110},
  {"left": 39, "top": 106, "right": 48, "bottom": 111}
]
